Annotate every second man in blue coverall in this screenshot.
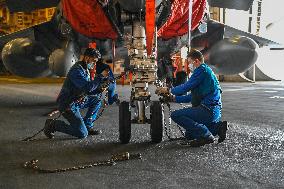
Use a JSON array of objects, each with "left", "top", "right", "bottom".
[
  {"left": 169, "top": 49, "right": 227, "bottom": 147},
  {"left": 44, "top": 48, "right": 118, "bottom": 139}
]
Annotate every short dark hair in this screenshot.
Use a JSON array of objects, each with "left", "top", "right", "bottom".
[
  {"left": 187, "top": 49, "right": 204, "bottom": 62},
  {"left": 96, "top": 61, "right": 110, "bottom": 74},
  {"left": 84, "top": 48, "right": 101, "bottom": 59}
]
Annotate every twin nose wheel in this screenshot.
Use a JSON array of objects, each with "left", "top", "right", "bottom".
[{"left": 119, "top": 101, "right": 164, "bottom": 144}]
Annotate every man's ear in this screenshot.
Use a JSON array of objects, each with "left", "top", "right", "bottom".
[{"left": 83, "top": 56, "right": 88, "bottom": 62}]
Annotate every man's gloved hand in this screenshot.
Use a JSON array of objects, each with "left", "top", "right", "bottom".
[
  {"left": 101, "top": 76, "right": 111, "bottom": 84},
  {"left": 169, "top": 94, "right": 175, "bottom": 102},
  {"left": 96, "top": 77, "right": 110, "bottom": 93},
  {"left": 160, "top": 94, "right": 175, "bottom": 103},
  {"left": 155, "top": 87, "right": 170, "bottom": 96}
]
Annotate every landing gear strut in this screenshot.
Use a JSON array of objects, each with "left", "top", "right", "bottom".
[{"left": 118, "top": 21, "right": 165, "bottom": 144}]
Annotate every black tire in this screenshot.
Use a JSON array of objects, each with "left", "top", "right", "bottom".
[
  {"left": 150, "top": 101, "right": 164, "bottom": 143},
  {"left": 119, "top": 101, "right": 131, "bottom": 144}
]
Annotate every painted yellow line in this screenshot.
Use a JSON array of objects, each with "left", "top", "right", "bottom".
[
  {"left": 0, "top": 76, "right": 65, "bottom": 84},
  {"left": 0, "top": 85, "right": 58, "bottom": 98}
]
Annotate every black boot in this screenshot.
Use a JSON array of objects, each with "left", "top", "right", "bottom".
[
  {"left": 87, "top": 128, "right": 102, "bottom": 136},
  {"left": 44, "top": 119, "right": 56, "bottom": 139},
  {"left": 218, "top": 121, "right": 228, "bottom": 143},
  {"left": 189, "top": 135, "right": 214, "bottom": 147},
  {"left": 178, "top": 133, "right": 194, "bottom": 145}
]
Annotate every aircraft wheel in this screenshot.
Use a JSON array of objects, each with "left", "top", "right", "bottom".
[
  {"left": 119, "top": 101, "right": 131, "bottom": 144},
  {"left": 150, "top": 101, "right": 164, "bottom": 143}
]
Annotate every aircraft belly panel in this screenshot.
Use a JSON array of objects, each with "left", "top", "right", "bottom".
[{"left": 61, "top": 0, "right": 118, "bottom": 39}]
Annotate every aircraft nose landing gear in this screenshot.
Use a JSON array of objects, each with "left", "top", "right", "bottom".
[{"left": 118, "top": 21, "right": 165, "bottom": 144}]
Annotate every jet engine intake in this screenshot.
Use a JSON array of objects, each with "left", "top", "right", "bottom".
[
  {"left": 208, "top": 36, "right": 259, "bottom": 75},
  {"left": 1, "top": 38, "right": 50, "bottom": 78}
]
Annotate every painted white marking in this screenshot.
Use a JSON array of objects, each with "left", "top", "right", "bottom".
[
  {"left": 264, "top": 91, "right": 278, "bottom": 93},
  {"left": 270, "top": 88, "right": 284, "bottom": 91},
  {"left": 269, "top": 96, "right": 284, "bottom": 99},
  {"left": 223, "top": 87, "right": 258, "bottom": 92},
  {"left": 223, "top": 87, "right": 284, "bottom": 92}
]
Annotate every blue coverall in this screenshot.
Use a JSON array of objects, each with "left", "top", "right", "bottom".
[
  {"left": 54, "top": 61, "right": 117, "bottom": 139},
  {"left": 170, "top": 63, "right": 222, "bottom": 140}
]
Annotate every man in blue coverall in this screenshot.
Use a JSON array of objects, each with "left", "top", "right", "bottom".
[
  {"left": 169, "top": 49, "right": 227, "bottom": 147},
  {"left": 44, "top": 48, "right": 118, "bottom": 139}
]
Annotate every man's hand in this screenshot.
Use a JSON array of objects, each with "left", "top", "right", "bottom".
[
  {"left": 95, "top": 77, "right": 110, "bottom": 93},
  {"left": 155, "top": 87, "right": 170, "bottom": 96},
  {"left": 100, "top": 77, "right": 111, "bottom": 88},
  {"left": 160, "top": 94, "right": 175, "bottom": 103}
]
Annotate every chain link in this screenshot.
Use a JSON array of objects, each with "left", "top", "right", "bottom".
[
  {"left": 161, "top": 101, "right": 185, "bottom": 140},
  {"left": 22, "top": 128, "right": 45, "bottom": 142},
  {"left": 23, "top": 152, "right": 142, "bottom": 173},
  {"left": 22, "top": 112, "right": 62, "bottom": 142},
  {"left": 167, "top": 103, "right": 185, "bottom": 138},
  {"left": 161, "top": 103, "right": 170, "bottom": 138},
  {"left": 167, "top": 102, "right": 172, "bottom": 137}
]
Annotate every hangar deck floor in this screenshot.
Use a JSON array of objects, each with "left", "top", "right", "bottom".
[{"left": 0, "top": 81, "right": 283, "bottom": 189}]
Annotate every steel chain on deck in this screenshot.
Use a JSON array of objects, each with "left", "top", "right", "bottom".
[
  {"left": 23, "top": 152, "right": 142, "bottom": 173},
  {"left": 161, "top": 103, "right": 170, "bottom": 138},
  {"left": 161, "top": 101, "right": 185, "bottom": 141},
  {"left": 167, "top": 102, "right": 185, "bottom": 138}
]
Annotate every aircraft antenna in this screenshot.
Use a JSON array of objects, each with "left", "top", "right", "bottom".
[
  {"left": 187, "top": 0, "right": 193, "bottom": 54},
  {"left": 255, "top": 0, "right": 263, "bottom": 36},
  {"left": 139, "top": 0, "right": 143, "bottom": 24}
]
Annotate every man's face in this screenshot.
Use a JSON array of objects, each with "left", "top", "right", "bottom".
[
  {"left": 188, "top": 57, "right": 199, "bottom": 72},
  {"left": 85, "top": 56, "right": 98, "bottom": 69},
  {"left": 87, "top": 56, "right": 98, "bottom": 64},
  {"left": 188, "top": 57, "right": 199, "bottom": 67}
]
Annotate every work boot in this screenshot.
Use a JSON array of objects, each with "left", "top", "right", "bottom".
[
  {"left": 218, "top": 121, "right": 228, "bottom": 143},
  {"left": 179, "top": 138, "right": 195, "bottom": 145},
  {"left": 178, "top": 131, "right": 195, "bottom": 144},
  {"left": 87, "top": 127, "right": 102, "bottom": 136},
  {"left": 188, "top": 135, "right": 214, "bottom": 147},
  {"left": 44, "top": 119, "right": 55, "bottom": 139}
]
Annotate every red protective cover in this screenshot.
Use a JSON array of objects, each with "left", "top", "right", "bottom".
[
  {"left": 145, "top": 0, "right": 155, "bottom": 55},
  {"left": 62, "top": 0, "right": 118, "bottom": 39},
  {"left": 158, "top": 0, "right": 206, "bottom": 39}
]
